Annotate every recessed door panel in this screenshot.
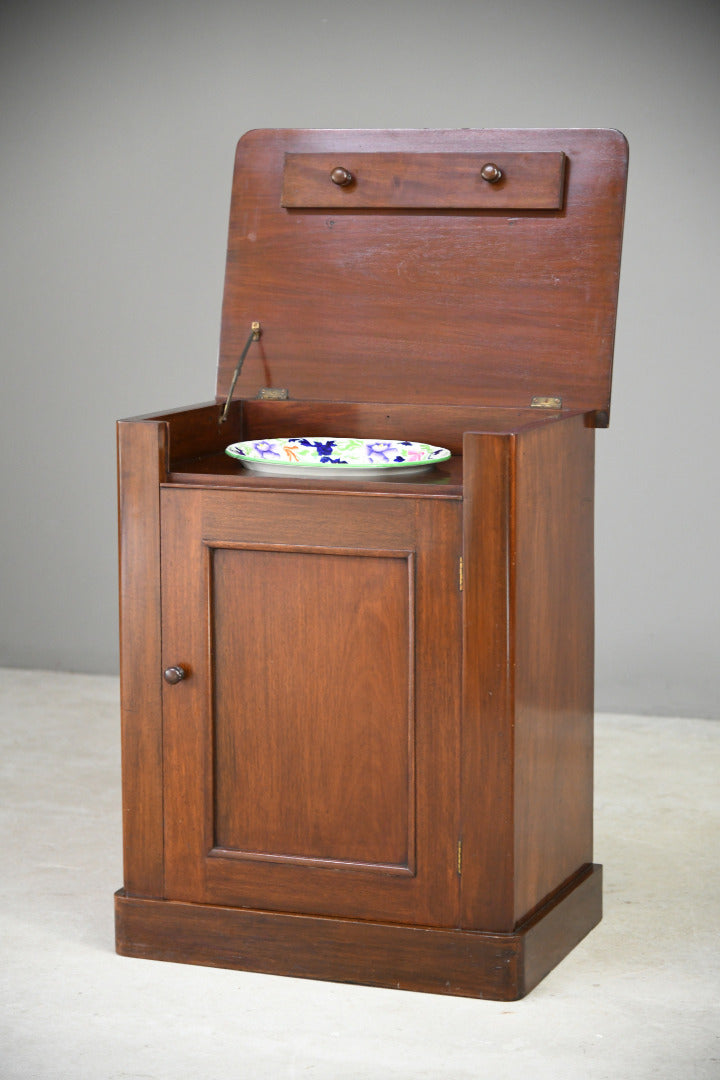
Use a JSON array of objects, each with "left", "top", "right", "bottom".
[
  {"left": 212, "top": 545, "right": 415, "bottom": 874},
  {"left": 161, "top": 487, "right": 461, "bottom": 927}
]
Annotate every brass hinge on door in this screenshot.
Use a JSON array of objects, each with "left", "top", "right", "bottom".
[
  {"left": 458, "top": 556, "right": 464, "bottom": 593},
  {"left": 457, "top": 839, "right": 463, "bottom": 876}
]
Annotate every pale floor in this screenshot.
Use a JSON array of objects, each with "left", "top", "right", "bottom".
[{"left": 1, "top": 668, "right": 718, "bottom": 1080}]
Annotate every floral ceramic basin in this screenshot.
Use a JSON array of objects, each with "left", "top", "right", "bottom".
[{"left": 225, "top": 437, "right": 451, "bottom": 479}]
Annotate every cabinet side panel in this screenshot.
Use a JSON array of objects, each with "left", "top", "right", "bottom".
[
  {"left": 513, "top": 415, "right": 595, "bottom": 921},
  {"left": 117, "top": 420, "right": 167, "bottom": 897}
]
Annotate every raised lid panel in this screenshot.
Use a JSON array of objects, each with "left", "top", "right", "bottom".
[
  {"left": 282, "top": 152, "right": 566, "bottom": 210},
  {"left": 217, "top": 128, "right": 628, "bottom": 415}
]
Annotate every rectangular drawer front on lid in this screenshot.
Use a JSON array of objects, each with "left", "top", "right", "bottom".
[{"left": 281, "top": 152, "right": 566, "bottom": 210}]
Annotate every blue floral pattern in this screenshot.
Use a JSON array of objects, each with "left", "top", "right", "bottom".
[{"left": 226, "top": 437, "right": 450, "bottom": 471}]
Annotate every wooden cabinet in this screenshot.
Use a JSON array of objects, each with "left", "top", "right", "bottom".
[
  {"left": 161, "top": 485, "right": 462, "bottom": 926},
  {"left": 115, "top": 129, "right": 628, "bottom": 999}
]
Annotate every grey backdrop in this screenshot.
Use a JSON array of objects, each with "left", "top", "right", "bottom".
[{"left": 1, "top": 0, "right": 718, "bottom": 717}]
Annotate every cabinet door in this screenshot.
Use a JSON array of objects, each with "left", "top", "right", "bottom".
[{"left": 160, "top": 486, "right": 461, "bottom": 927}]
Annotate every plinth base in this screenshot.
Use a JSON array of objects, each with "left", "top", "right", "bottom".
[{"left": 115, "top": 864, "right": 601, "bottom": 1001}]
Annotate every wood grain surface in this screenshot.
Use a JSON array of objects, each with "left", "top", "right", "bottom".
[{"left": 217, "top": 128, "right": 627, "bottom": 418}]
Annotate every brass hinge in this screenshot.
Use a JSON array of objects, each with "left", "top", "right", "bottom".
[
  {"left": 257, "top": 387, "right": 289, "bottom": 401},
  {"left": 457, "top": 839, "right": 463, "bottom": 876},
  {"left": 458, "top": 556, "right": 464, "bottom": 592},
  {"left": 530, "top": 395, "right": 562, "bottom": 409}
]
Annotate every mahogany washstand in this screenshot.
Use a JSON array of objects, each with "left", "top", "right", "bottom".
[{"left": 115, "top": 128, "right": 628, "bottom": 999}]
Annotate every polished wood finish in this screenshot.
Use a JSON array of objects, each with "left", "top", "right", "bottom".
[
  {"left": 116, "top": 128, "right": 628, "bottom": 998},
  {"left": 461, "top": 429, "right": 516, "bottom": 928},
  {"left": 461, "top": 414, "right": 595, "bottom": 930},
  {"left": 513, "top": 415, "right": 595, "bottom": 920},
  {"left": 115, "top": 865, "right": 601, "bottom": 1001},
  {"left": 117, "top": 420, "right": 167, "bottom": 898},
  {"left": 160, "top": 486, "right": 462, "bottom": 925},
  {"left": 219, "top": 128, "right": 627, "bottom": 419},
  {"left": 212, "top": 548, "right": 413, "bottom": 870},
  {"left": 282, "top": 152, "right": 566, "bottom": 209},
  {"left": 238, "top": 400, "right": 568, "bottom": 453}
]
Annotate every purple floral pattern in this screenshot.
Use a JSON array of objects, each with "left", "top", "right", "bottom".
[{"left": 226, "top": 437, "right": 450, "bottom": 471}]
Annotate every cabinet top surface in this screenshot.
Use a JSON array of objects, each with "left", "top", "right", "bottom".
[{"left": 216, "top": 128, "right": 628, "bottom": 419}]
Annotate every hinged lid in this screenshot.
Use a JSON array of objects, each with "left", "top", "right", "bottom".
[{"left": 217, "top": 128, "right": 628, "bottom": 419}]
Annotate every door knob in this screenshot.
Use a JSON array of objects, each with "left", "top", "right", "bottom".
[
  {"left": 330, "top": 166, "right": 354, "bottom": 187},
  {"left": 480, "top": 162, "right": 503, "bottom": 184},
  {"left": 163, "top": 665, "right": 186, "bottom": 684}
]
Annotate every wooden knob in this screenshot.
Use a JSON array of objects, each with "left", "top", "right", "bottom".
[
  {"left": 330, "top": 166, "right": 353, "bottom": 187},
  {"left": 480, "top": 162, "right": 503, "bottom": 184},
  {"left": 163, "top": 665, "right": 186, "bottom": 684}
]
